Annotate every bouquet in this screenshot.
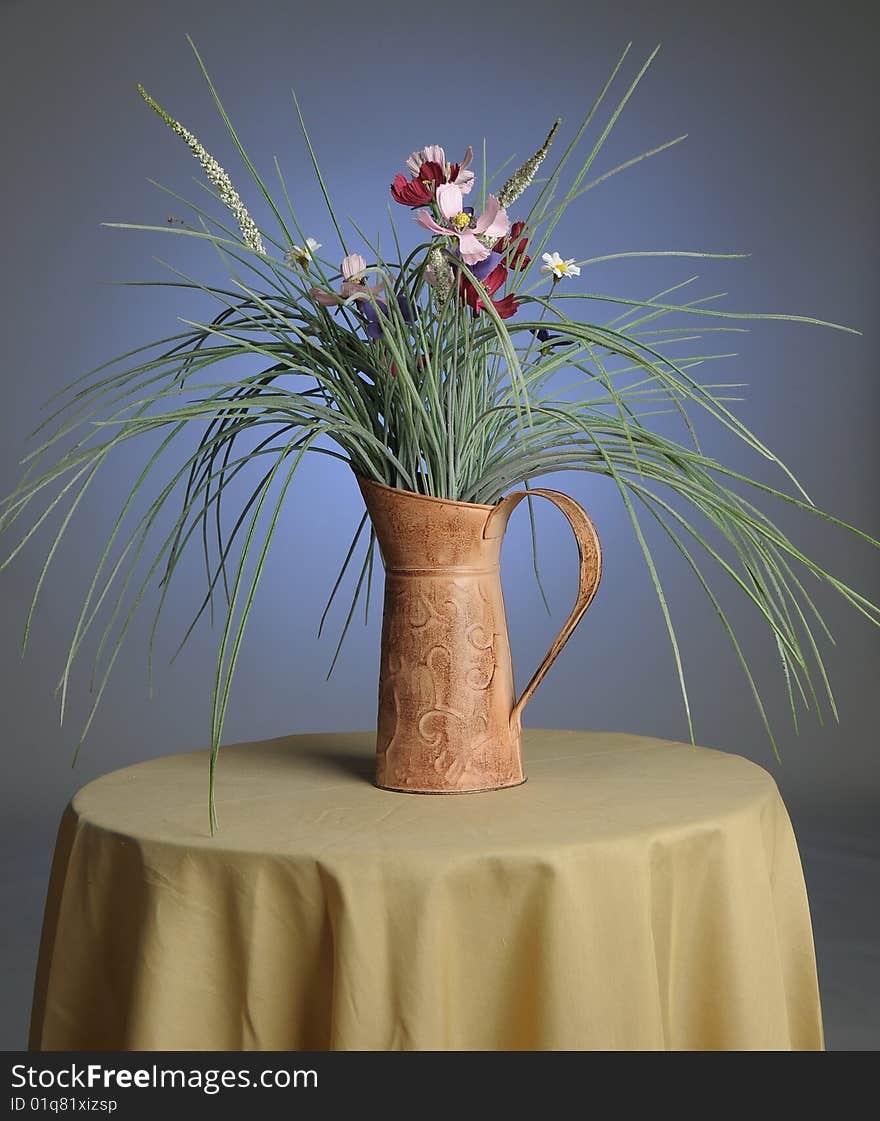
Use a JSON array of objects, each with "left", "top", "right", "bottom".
[{"left": 3, "top": 40, "right": 877, "bottom": 827}]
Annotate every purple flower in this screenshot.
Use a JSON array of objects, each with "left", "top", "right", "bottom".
[
  {"left": 531, "top": 327, "right": 570, "bottom": 352},
  {"left": 360, "top": 294, "right": 412, "bottom": 340},
  {"left": 468, "top": 251, "right": 503, "bottom": 283}
]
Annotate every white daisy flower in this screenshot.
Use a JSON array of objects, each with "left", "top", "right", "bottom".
[
  {"left": 541, "top": 251, "right": 581, "bottom": 280},
  {"left": 285, "top": 237, "right": 322, "bottom": 267}
]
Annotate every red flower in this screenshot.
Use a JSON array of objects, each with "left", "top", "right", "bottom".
[
  {"left": 458, "top": 262, "right": 507, "bottom": 309},
  {"left": 486, "top": 293, "right": 521, "bottom": 319},
  {"left": 390, "top": 174, "right": 432, "bottom": 207},
  {"left": 493, "top": 221, "right": 531, "bottom": 270},
  {"left": 390, "top": 160, "right": 445, "bottom": 208},
  {"left": 458, "top": 264, "right": 521, "bottom": 320}
]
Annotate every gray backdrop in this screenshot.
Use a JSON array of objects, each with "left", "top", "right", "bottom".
[{"left": 2, "top": 0, "right": 877, "bottom": 1049}]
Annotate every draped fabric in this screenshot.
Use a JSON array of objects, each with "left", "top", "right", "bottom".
[{"left": 30, "top": 729, "right": 823, "bottom": 1051}]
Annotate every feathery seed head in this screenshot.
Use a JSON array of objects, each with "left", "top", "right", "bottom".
[
  {"left": 137, "top": 84, "right": 265, "bottom": 255},
  {"left": 497, "top": 119, "right": 561, "bottom": 209}
]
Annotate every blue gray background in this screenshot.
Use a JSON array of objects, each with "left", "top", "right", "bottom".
[{"left": 1, "top": 0, "right": 877, "bottom": 1049}]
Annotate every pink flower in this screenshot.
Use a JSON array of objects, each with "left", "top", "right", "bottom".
[
  {"left": 309, "top": 253, "right": 413, "bottom": 340},
  {"left": 405, "top": 145, "right": 475, "bottom": 195},
  {"left": 415, "top": 184, "right": 510, "bottom": 265},
  {"left": 309, "top": 253, "right": 382, "bottom": 305}
]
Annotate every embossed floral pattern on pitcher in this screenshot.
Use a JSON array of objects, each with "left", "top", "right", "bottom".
[{"left": 358, "top": 476, "right": 602, "bottom": 793}]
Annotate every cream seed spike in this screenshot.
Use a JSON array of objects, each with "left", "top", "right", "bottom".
[
  {"left": 137, "top": 84, "right": 265, "bottom": 255},
  {"left": 497, "top": 119, "right": 561, "bottom": 209},
  {"left": 426, "top": 246, "right": 453, "bottom": 304}
]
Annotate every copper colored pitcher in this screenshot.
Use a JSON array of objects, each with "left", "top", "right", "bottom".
[{"left": 358, "top": 476, "right": 602, "bottom": 794}]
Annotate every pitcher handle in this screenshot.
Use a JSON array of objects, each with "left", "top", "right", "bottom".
[{"left": 484, "top": 489, "right": 602, "bottom": 733}]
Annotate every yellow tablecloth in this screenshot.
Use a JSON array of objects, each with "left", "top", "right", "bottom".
[{"left": 30, "top": 729, "right": 823, "bottom": 1051}]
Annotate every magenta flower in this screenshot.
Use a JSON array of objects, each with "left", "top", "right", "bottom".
[{"left": 415, "top": 185, "right": 510, "bottom": 265}]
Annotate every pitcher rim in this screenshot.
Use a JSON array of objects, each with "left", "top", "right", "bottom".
[{"left": 355, "top": 472, "right": 498, "bottom": 512}]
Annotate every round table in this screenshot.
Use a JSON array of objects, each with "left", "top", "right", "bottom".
[{"left": 30, "top": 729, "right": 823, "bottom": 1051}]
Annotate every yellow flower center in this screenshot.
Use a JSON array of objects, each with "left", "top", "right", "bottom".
[{"left": 451, "top": 212, "right": 472, "bottom": 230}]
